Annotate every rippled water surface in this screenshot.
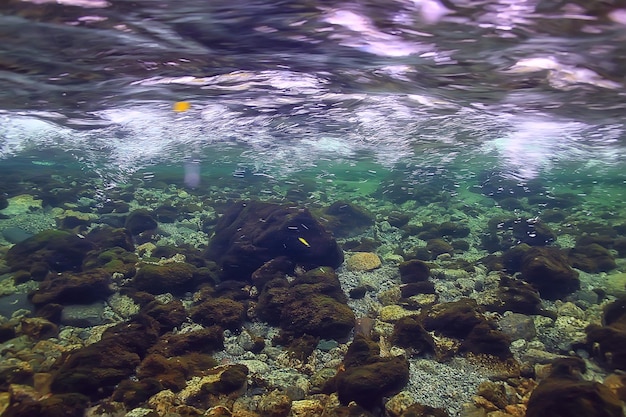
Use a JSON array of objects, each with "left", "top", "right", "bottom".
[{"left": 2, "top": 0, "right": 626, "bottom": 187}]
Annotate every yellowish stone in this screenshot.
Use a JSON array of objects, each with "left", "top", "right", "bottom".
[
  {"left": 346, "top": 252, "right": 382, "bottom": 271},
  {"left": 59, "top": 209, "right": 96, "bottom": 220},
  {"left": 378, "top": 305, "right": 417, "bottom": 322},
  {"left": 0, "top": 392, "right": 10, "bottom": 415},
  {"left": 606, "top": 272, "right": 626, "bottom": 296},
  {"left": 290, "top": 399, "right": 324, "bottom": 417}
]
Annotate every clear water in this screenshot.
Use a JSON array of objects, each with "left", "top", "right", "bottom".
[{"left": 2, "top": 0, "right": 626, "bottom": 415}]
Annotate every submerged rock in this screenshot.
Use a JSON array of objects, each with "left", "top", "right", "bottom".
[
  {"left": 484, "top": 274, "right": 544, "bottom": 315},
  {"left": 205, "top": 201, "right": 344, "bottom": 281},
  {"left": 6, "top": 230, "right": 94, "bottom": 273},
  {"left": 583, "top": 296, "right": 626, "bottom": 371},
  {"left": 419, "top": 298, "right": 512, "bottom": 359},
  {"left": 324, "top": 335, "right": 410, "bottom": 410},
  {"left": 568, "top": 243, "right": 616, "bottom": 273},
  {"left": 133, "top": 262, "right": 202, "bottom": 294},
  {"left": 190, "top": 297, "right": 245, "bottom": 331},
  {"left": 318, "top": 201, "right": 374, "bottom": 238},
  {"left": 51, "top": 314, "right": 160, "bottom": 400},
  {"left": 526, "top": 357, "right": 623, "bottom": 417},
  {"left": 124, "top": 209, "right": 158, "bottom": 235},
  {"left": 520, "top": 247, "right": 580, "bottom": 300},
  {"left": 28, "top": 268, "right": 112, "bottom": 307},
  {"left": 398, "top": 259, "right": 430, "bottom": 283},
  {"left": 255, "top": 266, "right": 354, "bottom": 343}
]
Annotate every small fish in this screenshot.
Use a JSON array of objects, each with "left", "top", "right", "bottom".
[
  {"left": 173, "top": 101, "right": 191, "bottom": 112},
  {"left": 298, "top": 237, "right": 311, "bottom": 247}
]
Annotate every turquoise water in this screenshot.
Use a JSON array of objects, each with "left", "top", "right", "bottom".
[{"left": 2, "top": 1, "right": 626, "bottom": 416}]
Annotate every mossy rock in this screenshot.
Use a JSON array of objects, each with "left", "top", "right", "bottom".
[
  {"left": 438, "top": 221, "right": 470, "bottom": 238},
  {"left": 2, "top": 393, "right": 89, "bottom": 417},
  {"left": 112, "top": 378, "right": 163, "bottom": 408},
  {"left": 483, "top": 275, "right": 543, "bottom": 315},
  {"left": 205, "top": 201, "right": 344, "bottom": 280},
  {"left": 280, "top": 294, "right": 354, "bottom": 340},
  {"left": 86, "top": 226, "right": 134, "bottom": 251},
  {"left": 583, "top": 297, "right": 626, "bottom": 371},
  {"left": 154, "top": 205, "right": 179, "bottom": 223},
  {"left": 526, "top": 358, "right": 623, "bottom": 417},
  {"left": 190, "top": 297, "right": 245, "bottom": 331},
  {"left": 137, "top": 352, "right": 218, "bottom": 392},
  {"left": 520, "top": 247, "right": 580, "bottom": 300},
  {"left": 326, "top": 336, "right": 410, "bottom": 410},
  {"left": 459, "top": 321, "right": 511, "bottom": 359},
  {"left": 419, "top": 298, "right": 485, "bottom": 339},
  {"left": 133, "top": 262, "right": 200, "bottom": 294},
  {"left": 6, "top": 229, "right": 95, "bottom": 272},
  {"left": 51, "top": 315, "right": 160, "bottom": 399},
  {"left": 149, "top": 326, "right": 225, "bottom": 357},
  {"left": 568, "top": 243, "right": 616, "bottom": 273},
  {"left": 29, "top": 268, "right": 113, "bottom": 307},
  {"left": 425, "top": 239, "right": 454, "bottom": 259},
  {"left": 286, "top": 334, "right": 320, "bottom": 362},
  {"left": 250, "top": 256, "right": 295, "bottom": 291},
  {"left": 203, "top": 364, "right": 248, "bottom": 395},
  {"left": 124, "top": 209, "right": 158, "bottom": 235},
  {"left": 256, "top": 278, "right": 291, "bottom": 324},
  {"left": 400, "top": 403, "right": 450, "bottom": 417},
  {"left": 398, "top": 259, "right": 430, "bottom": 283},
  {"left": 51, "top": 339, "right": 143, "bottom": 399},
  {"left": 290, "top": 266, "right": 347, "bottom": 303},
  {"left": 82, "top": 246, "right": 138, "bottom": 277},
  {"left": 391, "top": 316, "right": 435, "bottom": 355},
  {"left": 400, "top": 281, "right": 436, "bottom": 298},
  {"left": 318, "top": 201, "right": 374, "bottom": 238},
  {"left": 143, "top": 299, "right": 187, "bottom": 334}
]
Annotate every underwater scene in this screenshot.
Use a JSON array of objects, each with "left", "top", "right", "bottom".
[{"left": 2, "top": 1, "right": 626, "bottom": 416}]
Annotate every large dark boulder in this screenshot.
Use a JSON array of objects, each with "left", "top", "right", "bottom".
[
  {"left": 205, "top": 201, "right": 343, "bottom": 280},
  {"left": 6, "top": 230, "right": 94, "bottom": 273},
  {"left": 520, "top": 247, "right": 580, "bottom": 300},
  {"left": 526, "top": 357, "right": 623, "bottom": 417}
]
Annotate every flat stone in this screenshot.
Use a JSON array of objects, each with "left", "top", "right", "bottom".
[{"left": 60, "top": 302, "right": 106, "bottom": 327}]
